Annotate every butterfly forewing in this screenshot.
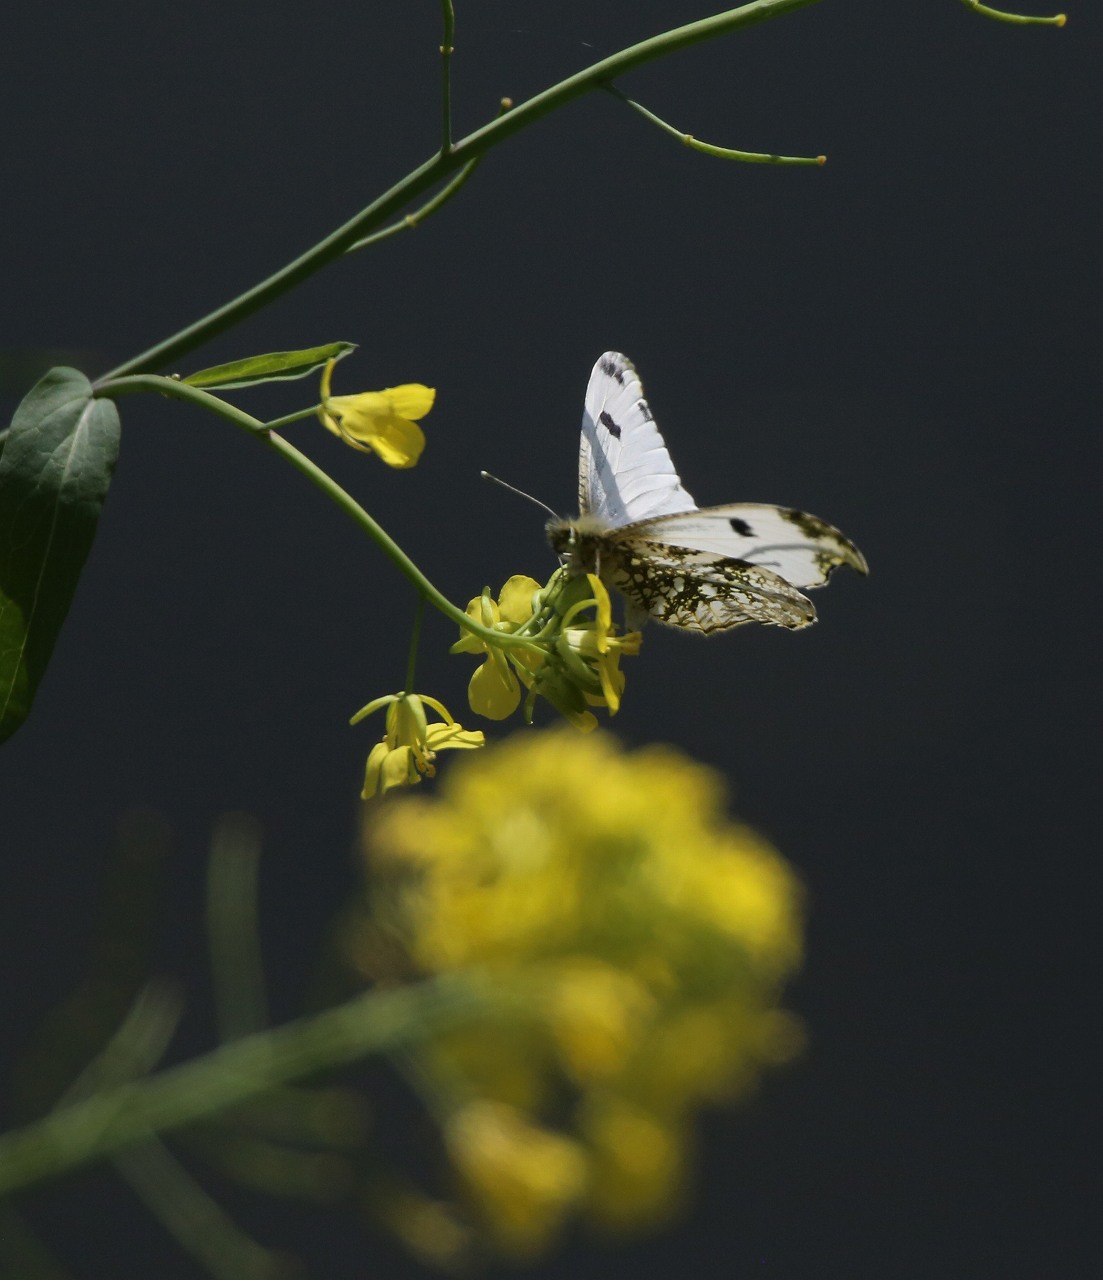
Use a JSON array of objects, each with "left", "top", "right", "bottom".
[
  {"left": 626, "top": 502, "right": 868, "bottom": 589},
  {"left": 580, "top": 352, "right": 697, "bottom": 525}
]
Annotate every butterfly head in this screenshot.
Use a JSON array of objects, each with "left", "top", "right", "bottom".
[{"left": 546, "top": 513, "right": 611, "bottom": 576}]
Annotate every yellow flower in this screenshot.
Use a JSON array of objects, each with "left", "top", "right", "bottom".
[
  {"left": 361, "top": 730, "right": 805, "bottom": 1253},
  {"left": 452, "top": 576, "right": 543, "bottom": 720},
  {"left": 351, "top": 692, "right": 483, "bottom": 798},
  {"left": 578, "top": 1095, "right": 685, "bottom": 1230},
  {"left": 444, "top": 1101, "right": 587, "bottom": 1259},
  {"left": 317, "top": 358, "right": 434, "bottom": 468},
  {"left": 454, "top": 570, "right": 640, "bottom": 728},
  {"left": 545, "top": 960, "right": 654, "bottom": 1084},
  {"left": 558, "top": 574, "right": 642, "bottom": 714}
]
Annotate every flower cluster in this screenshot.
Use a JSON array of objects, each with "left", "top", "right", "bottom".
[
  {"left": 352, "top": 730, "right": 804, "bottom": 1260},
  {"left": 453, "top": 570, "right": 641, "bottom": 731}
]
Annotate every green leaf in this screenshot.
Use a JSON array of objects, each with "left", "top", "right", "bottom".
[
  {"left": 0, "top": 367, "right": 120, "bottom": 743},
  {"left": 181, "top": 342, "right": 357, "bottom": 390}
]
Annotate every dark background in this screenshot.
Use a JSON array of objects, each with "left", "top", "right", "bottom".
[{"left": 1, "top": 1, "right": 1097, "bottom": 1276}]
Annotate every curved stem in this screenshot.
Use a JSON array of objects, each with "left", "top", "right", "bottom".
[
  {"left": 92, "top": 375, "right": 531, "bottom": 646},
  {"left": 960, "top": 1, "right": 1065, "bottom": 24},
  {"left": 97, "top": 0, "right": 819, "bottom": 382},
  {"left": 605, "top": 83, "right": 824, "bottom": 165},
  {"left": 345, "top": 158, "right": 479, "bottom": 255}
]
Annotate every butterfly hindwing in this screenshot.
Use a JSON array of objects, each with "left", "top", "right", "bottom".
[
  {"left": 604, "top": 537, "right": 818, "bottom": 634},
  {"left": 579, "top": 352, "right": 697, "bottom": 525}
]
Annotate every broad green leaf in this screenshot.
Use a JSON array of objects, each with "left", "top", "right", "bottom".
[
  {"left": 182, "top": 342, "right": 357, "bottom": 390},
  {"left": 0, "top": 367, "right": 120, "bottom": 743}
]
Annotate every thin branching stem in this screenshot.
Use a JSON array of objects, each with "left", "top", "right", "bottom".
[
  {"left": 98, "top": 0, "right": 821, "bottom": 382},
  {"left": 960, "top": 1, "right": 1065, "bottom": 25},
  {"left": 604, "top": 83, "right": 824, "bottom": 165},
  {"left": 345, "top": 157, "right": 479, "bottom": 254},
  {"left": 346, "top": 96, "right": 512, "bottom": 255},
  {"left": 440, "top": 0, "right": 456, "bottom": 154}
]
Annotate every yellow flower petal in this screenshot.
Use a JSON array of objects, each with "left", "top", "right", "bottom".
[
  {"left": 381, "top": 744, "right": 417, "bottom": 793},
  {"left": 381, "top": 383, "right": 436, "bottom": 420},
  {"left": 595, "top": 650, "right": 624, "bottom": 714},
  {"left": 445, "top": 1102, "right": 587, "bottom": 1259},
  {"left": 586, "top": 573, "right": 613, "bottom": 651},
  {"left": 426, "top": 722, "right": 486, "bottom": 751},
  {"left": 497, "top": 576, "right": 541, "bottom": 626},
  {"left": 580, "top": 1097, "right": 684, "bottom": 1229},
  {"left": 362, "top": 740, "right": 392, "bottom": 799},
  {"left": 358, "top": 413, "right": 426, "bottom": 469},
  {"left": 469, "top": 658, "right": 521, "bottom": 720}
]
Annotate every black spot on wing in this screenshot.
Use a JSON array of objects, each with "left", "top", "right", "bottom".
[
  {"left": 599, "top": 410, "right": 622, "bottom": 439},
  {"left": 729, "top": 517, "right": 755, "bottom": 537},
  {"left": 636, "top": 398, "right": 653, "bottom": 421},
  {"left": 598, "top": 355, "right": 626, "bottom": 384}
]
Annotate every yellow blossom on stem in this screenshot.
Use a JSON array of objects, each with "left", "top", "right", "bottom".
[
  {"left": 317, "top": 358, "right": 434, "bottom": 468},
  {"left": 451, "top": 576, "right": 543, "bottom": 720},
  {"left": 453, "top": 570, "right": 641, "bottom": 728},
  {"left": 558, "top": 574, "right": 641, "bottom": 714},
  {"left": 351, "top": 692, "right": 482, "bottom": 798}
]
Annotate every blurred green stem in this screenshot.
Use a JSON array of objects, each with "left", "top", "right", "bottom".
[{"left": 0, "top": 975, "right": 486, "bottom": 1198}]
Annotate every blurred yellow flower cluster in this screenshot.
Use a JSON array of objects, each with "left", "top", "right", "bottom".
[
  {"left": 453, "top": 570, "right": 641, "bottom": 730},
  {"left": 355, "top": 730, "right": 804, "bottom": 1260}
]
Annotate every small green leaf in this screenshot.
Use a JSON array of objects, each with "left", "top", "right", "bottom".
[
  {"left": 0, "top": 367, "right": 120, "bottom": 743},
  {"left": 182, "top": 342, "right": 358, "bottom": 390}
]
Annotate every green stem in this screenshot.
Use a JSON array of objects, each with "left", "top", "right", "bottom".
[
  {"left": 345, "top": 158, "right": 479, "bottom": 254},
  {"left": 92, "top": 375, "right": 527, "bottom": 646},
  {"left": 605, "top": 83, "right": 824, "bottom": 165},
  {"left": 97, "top": 0, "right": 820, "bottom": 381},
  {"left": 262, "top": 406, "right": 318, "bottom": 432},
  {"left": 0, "top": 975, "right": 486, "bottom": 1198},
  {"left": 263, "top": 432, "right": 496, "bottom": 638},
  {"left": 404, "top": 596, "right": 426, "bottom": 693},
  {"left": 960, "top": 0, "right": 1065, "bottom": 24},
  {"left": 440, "top": 0, "right": 456, "bottom": 154}
]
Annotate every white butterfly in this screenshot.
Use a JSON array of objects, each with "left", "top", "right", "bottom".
[{"left": 546, "top": 352, "right": 868, "bottom": 634}]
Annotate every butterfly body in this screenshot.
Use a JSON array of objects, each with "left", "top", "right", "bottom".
[{"left": 548, "top": 352, "right": 867, "bottom": 635}]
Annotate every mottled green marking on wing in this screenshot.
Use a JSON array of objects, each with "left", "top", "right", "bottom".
[{"left": 609, "top": 540, "right": 816, "bottom": 634}]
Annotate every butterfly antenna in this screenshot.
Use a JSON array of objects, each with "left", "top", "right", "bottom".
[{"left": 480, "top": 471, "right": 559, "bottom": 519}]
